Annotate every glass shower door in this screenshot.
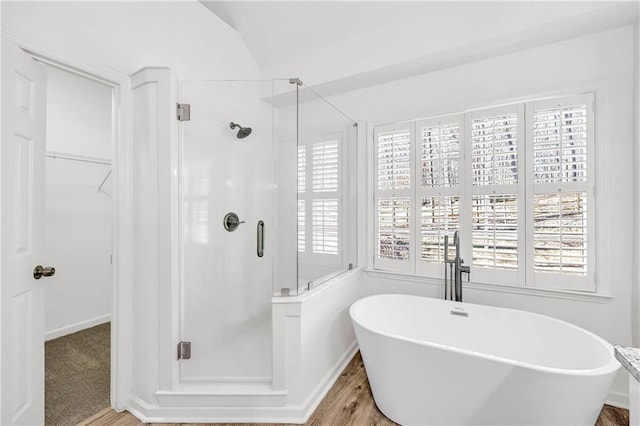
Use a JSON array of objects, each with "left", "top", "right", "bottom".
[{"left": 178, "top": 80, "right": 275, "bottom": 384}]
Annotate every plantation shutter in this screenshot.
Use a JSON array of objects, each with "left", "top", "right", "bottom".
[
  {"left": 466, "top": 105, "right": 525, "bottom": 285},
  {"left": 297, "top": 200, "right": 305, "bottom": 253},
  {"left": 370, "top": 93, "right": 596, "bottom": 292},
  {"left": 311, "top": 140, "right": 340, "bottom": 255},
  {"left": 374, "top": 124, "right": 414, "bottom": 273},
  {"left": 526, "top": 94, "right": 595, "bottom": 291},
  {"left": 298, "top": 136, "right": 342, "bottom": 261},
  {"left": 312, "top": 199, "right": 338, "bottom": 254},
  {"left": 312, "top": 141, "right": 339, "bottom": 192},
  {"left": 297, "top": 146, "right": 306, "bottom": 252},
  {"left": 415, "top": 116, "right": 463, "bottom": 277}
]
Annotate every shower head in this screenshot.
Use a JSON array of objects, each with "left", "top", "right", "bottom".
[{"left": 229, "top": 122, "right": 252, "bottom": 139}]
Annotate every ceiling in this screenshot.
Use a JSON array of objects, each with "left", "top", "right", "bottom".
[
  {"left": 199, "top": 1, "right": 618, "bottom": 70},
  {"left": 200, "top": 1, "right": 436, "bottom": 67}
]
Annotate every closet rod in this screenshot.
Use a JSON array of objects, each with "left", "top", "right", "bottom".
[
  {"left": 98, "top": 170, "right": 112, "bottom": 194},
  {"left": 46, "top": 151, "right": 111, "bottom": 166}
]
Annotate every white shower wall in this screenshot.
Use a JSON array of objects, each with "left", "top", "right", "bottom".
[{"left": 43, "top": 64, "right": 113, "bottom": 339}]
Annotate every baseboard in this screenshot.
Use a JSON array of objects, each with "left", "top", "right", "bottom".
[
  {"left": 125, "top": 342, "right": 360, "bottom": 424},
  {"left": 45, "top": 314, "right": 111, "bottom": 341},
  {"left": 300, "top": 340, "right": 359, "bottom": 423},
  {"left": 607, "top": 389, "right": 630, "bottom": 410},
  {"left": 127, "top": 394, "right": 309, "bottom": 423}
]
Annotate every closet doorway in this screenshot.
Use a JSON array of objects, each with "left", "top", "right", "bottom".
[{"left": 41, "top": 63, "right": 114, "bottom": 425}]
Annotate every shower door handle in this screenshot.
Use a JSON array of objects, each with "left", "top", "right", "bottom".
[{"left": 257, "top": 220, "right": 264, "bottom": 258}]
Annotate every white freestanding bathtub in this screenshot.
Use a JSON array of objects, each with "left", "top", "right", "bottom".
[{"left": 350, "top": 294, "right": 620, "bottom": 425}]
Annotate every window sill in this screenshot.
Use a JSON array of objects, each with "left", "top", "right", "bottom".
[{"left": 363, "top": 269, "right": 614, "bottom": 304}]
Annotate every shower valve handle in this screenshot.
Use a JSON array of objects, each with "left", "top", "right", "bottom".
[{"left": 224, "top": 212, "right": 244, "bottom": 232}]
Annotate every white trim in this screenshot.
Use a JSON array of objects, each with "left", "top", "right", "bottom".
[
  {"left": 366, "top": 122, "right": 375, "bottom": 271},
  {"left": 356, "top": 121, "right": 368, "bottom": 269},
  {"left": 607, "top": 389, "right": 630, "bottom": 410},
  {"left": 126, "top": 393, "right": 308, "bottom": 424},
  {"left": 155, "top": 387, "right": 287, "bottom": 408},
  {"left": 125, "top": 341, "right": 358, "bottom": 424},
  {"left": 1, "top": 28, "right": 128, "bottom": 86},
  {"left": 363, "top": 269, "right": 614, "bottom": 303},
  {"left": 298, "top": 341, "right": 359, "bottom": 423},
  {"left": 345, "top": 122, "right": 359, "bottom": 270},
  {"left": 44, "top": 314, "right": 111, "bottom": 342},
  {"left": 593, "top": 84, "right": 611, "bottom": 297},
  {"left": 2, "top": 29, "right": 133, "bottom": 411},
  {"left": 272, "top": 267, "right": 362, "bottom": 306}
]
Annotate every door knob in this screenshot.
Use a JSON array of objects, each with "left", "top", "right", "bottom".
[{"left": 33, "top": 265, "right": 55, "bottom": 280}]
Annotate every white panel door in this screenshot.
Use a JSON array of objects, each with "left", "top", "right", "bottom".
[{"left": 1, "top": 37, "right": 47, "bottom": 425}]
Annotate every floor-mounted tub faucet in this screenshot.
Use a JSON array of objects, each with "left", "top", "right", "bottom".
[{"left": 444, "top": 231, "right": 470, "bottom": 302}]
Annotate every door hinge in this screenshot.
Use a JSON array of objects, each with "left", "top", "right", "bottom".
[
  {"left": 177, "top": 341, "right": 191, "bottom": 360},
  {"left": 176, "top": 103, "right": 190, "bottom": 121}
]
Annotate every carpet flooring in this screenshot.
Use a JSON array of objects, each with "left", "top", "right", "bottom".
[{"left": 45, "top": 322, "right": 111, "bottom": 426}]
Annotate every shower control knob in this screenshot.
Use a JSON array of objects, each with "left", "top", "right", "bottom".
[
  {"left": 33, "top": 265, "right": 56, "bottom": 280},
  {"left": 223, "top": 212, "right": 245, "bottom": 232}
]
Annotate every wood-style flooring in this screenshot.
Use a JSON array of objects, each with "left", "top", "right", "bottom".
[{"left": 78, "top": 352, "right": 629, "bottom": 426}]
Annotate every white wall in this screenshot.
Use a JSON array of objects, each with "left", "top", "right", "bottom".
[
  {"left": 46, "top": 65, "right": 112, "bottom": 158},
  {"left": 43, "top": 64, "right": 113, "bottom": 339},
  {"left": 322, "top": 26, "right": 633, "bottom": 407}
]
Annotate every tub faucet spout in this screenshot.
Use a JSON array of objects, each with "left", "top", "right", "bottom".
[{"left": 444, "top": 230, "right": 470, "bottom": 302}]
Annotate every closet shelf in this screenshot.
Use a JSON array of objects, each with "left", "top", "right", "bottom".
[{"left": 46, "top": 151, "right": 111, "bottom": 166}]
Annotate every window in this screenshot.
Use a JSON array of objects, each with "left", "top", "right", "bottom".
[
  {"left": 298, "top": 137, "right": 342, "bottom": 261},
  {"left": 466, "top": 105, "right": 524, "bottom": 285},
  {"left": 372, "top": 93, "right": 595, "bottom": 292},
  {"left": 374, "top": 125, "right": 414, "bottom": 273},
  {"left": 415, "top": 117, "right": 462, "bottom": 276},
  {"left": 527, "top": 95, "right": 595, "bottom": 291}
]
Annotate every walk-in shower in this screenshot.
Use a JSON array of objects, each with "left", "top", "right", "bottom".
[{"left": 176, "top": 78, "right": 357, "bottom": 388}]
